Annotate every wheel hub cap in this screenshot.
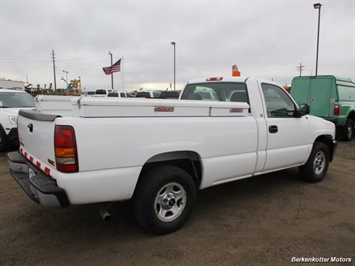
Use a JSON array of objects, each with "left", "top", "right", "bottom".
[
  {"left": 162, "top": 193, "right": 176, "bottom": 209},
  {"left": 154, "top": 182, "right": 187, "bottom": 222},
  {"left": 313, "top": 151, "right": 325, "bottom": 175}
]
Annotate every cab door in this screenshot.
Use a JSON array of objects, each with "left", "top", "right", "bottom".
[{"left": 261, "top": 83, "right": 311, "bottom": 172}]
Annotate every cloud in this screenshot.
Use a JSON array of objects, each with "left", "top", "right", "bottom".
[{"left": 1, "top": 0, "right": 354, "bottom": 91}]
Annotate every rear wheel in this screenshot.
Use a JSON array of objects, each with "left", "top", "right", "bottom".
[
  {"left": 133, "top": 165, "right": 196, "bottom": 234},
  {"left": 340, "top": 119, "right": 353, "bottom": 141},
  {"left": 299, "top": 142, "right": 329, "bottom": 183}
]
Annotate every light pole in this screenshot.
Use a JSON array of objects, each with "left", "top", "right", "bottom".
[
  {"left": 62, "top": 70, "right": 68, "bottom": 84},
  {"left": 313, "top": 3, "right": 322, "bottom": 76},
  {"left": 171, "top": 42, "right": 176, "bottom": 91},
  {"left": 78, "top": 76, "right": 81, "bottom": 94},
  {"left": 108, "top": 51, "right": 114, "bottom": 90}
]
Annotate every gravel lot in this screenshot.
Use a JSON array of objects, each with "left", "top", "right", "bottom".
[{"left": 0, "top": 140, "right": 354, "bottom": 265}]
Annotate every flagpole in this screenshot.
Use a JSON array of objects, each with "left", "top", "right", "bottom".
[
  {"left": 109, "top": 51, "right": 113, "bottom": 90},
  {"left": 122, "top": 56, "right": 125, "bottom": 92}
]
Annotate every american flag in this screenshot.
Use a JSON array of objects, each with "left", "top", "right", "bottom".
[{"left": 103, "top": 59, "right": 121, "bottom": 75}]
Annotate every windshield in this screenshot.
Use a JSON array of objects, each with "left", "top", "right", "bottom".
[{"left": 0, "top": 91, "right": 35, "bottom": 108}]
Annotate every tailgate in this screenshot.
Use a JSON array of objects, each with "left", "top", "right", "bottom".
[{"left": 18, "top": 109, "right": 59, "bottom": 173}]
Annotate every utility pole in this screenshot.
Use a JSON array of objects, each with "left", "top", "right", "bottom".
[
  {"left": 52, "top": 50, "right": 57, "bottom": 92},
  {"left": 297, "top": 63, "right": 305, "bottom": 76}
]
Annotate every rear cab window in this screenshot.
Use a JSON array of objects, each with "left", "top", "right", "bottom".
[
  {"left": 181, "top": 82, "right": 250, "bottom": 111},
  {"left": 95, "top": 89, "right": 107, "bottom": 95}
]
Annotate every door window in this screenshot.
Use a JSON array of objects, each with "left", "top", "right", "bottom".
[{"left": 261, "top": 83, "right": 296, "bottom": 118}]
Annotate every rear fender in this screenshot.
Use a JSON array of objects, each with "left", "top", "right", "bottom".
[{"left": 139, "top": 151, "right": 203, "bottom": 188}]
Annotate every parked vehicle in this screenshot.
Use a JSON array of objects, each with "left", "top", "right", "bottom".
[
  {"left": 8, "top": 76, "right": 336, "bottom": 234},
  {"left": 291, "top": 75, "right": 355, "bottom": 141},
  {"left": 108, "top": 92, "right": 130, "bottom": 97},
  {"left": 0, "top": 89, "right": 35, "bottom": 151},
  {"left": 85, "top": 91, "right": 95, "bottom": 97},
  {"left": 159, "top": 90, "right": 181, "bottom": 99},
  {"left": 136, "top": 90, "right": 161, "bottom": 98},
  {"left": 94, "top": 89, "right": 117, "bottom": 97}
]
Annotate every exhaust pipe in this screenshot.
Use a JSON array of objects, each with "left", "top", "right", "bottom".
[
  {"left": 99, "top": 209, "right": 111, "bottom": 221},
  {"left": 99, "top": 204, "right": 112, "bottom": 221}
]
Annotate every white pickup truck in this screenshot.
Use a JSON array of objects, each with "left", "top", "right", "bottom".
[{"left": 7, "top": 76, "right": 337, "bottom": 234}]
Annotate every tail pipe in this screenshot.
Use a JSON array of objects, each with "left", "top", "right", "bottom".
[
  {"left": 99, "top": 209, "right": 111, "bottom": 222},
  {"left": 99, "top": 203, "right": 113, "bottom": 222}
]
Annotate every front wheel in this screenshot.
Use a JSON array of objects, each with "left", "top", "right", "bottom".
[
  {"left": 133, "top": 166, "right": 196, "bottom": 234},
  {"left": 299, "top": 142, "right": 330, "bottom": 183}
]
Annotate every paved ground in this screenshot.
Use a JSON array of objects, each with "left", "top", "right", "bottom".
[{"left": 0, "top": 140, "right": 354, "bottom": 265}]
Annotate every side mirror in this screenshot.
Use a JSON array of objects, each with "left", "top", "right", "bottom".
[{"left": 295, "top": 104, "right": 310, "bottom": 117}]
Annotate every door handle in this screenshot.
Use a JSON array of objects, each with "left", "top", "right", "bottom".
[
  {"left": 269, "top": 125, "right": 278, "bottom": 133},
  {"left": 27, "top": 123, "right": 33, "bottom": 133}
]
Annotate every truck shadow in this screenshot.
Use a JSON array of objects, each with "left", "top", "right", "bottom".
[
  {"left": 13, "top": 167, "right": 305, "bottom": 237},
  {"left": 2, "top": 165, "right": 339, "bottom": 265}
]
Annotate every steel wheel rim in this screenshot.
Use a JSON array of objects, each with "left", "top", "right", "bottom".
[
  {"left": 154, "top": 182, "right": 187, "bottom": 222},
  {"left": 313, "top": 150, "right": 326, "bottom": 175},
  {"left": 347, "top": 125, "right": 353, "bottom": 139}
]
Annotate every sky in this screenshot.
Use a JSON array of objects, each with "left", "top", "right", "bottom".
[{"left": 0, "top": 0, "right": 354, "bottom": 93}]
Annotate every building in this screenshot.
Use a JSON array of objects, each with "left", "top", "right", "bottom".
[{"left": 0, "top": 79, "right": 25, "bottom": 90}]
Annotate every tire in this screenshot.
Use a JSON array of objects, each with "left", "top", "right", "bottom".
[
  {"left": 340, "top": 119, "right": 353, "bottom": 141},
  {"left": 299, "top": 142, "right": 330, "bottom": 183},
  {"left": 133, "top": 165, "right": 196, "bottom": 235},
  {"left": 0, "top": 129, "right": 9, "bottom": 152}
]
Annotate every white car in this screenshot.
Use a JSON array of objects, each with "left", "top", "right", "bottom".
[{"left": 0, "top": 89, "right": 35, "bottom": 151}]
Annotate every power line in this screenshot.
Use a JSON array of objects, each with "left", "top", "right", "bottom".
[{"left": 1, "top": 50, "right": 107, "bottom": 64}]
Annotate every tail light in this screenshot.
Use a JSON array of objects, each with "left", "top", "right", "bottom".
[
  {"left": 55, "top": 125, "right": 79, "bottom": 173},
  {"left": 334, "top": 104, "right": 340, "bottom": 115}
]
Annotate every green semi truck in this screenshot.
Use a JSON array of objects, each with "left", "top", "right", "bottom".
[{"left": 291, "top": 75, "right": 355, "bottom": 141}]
